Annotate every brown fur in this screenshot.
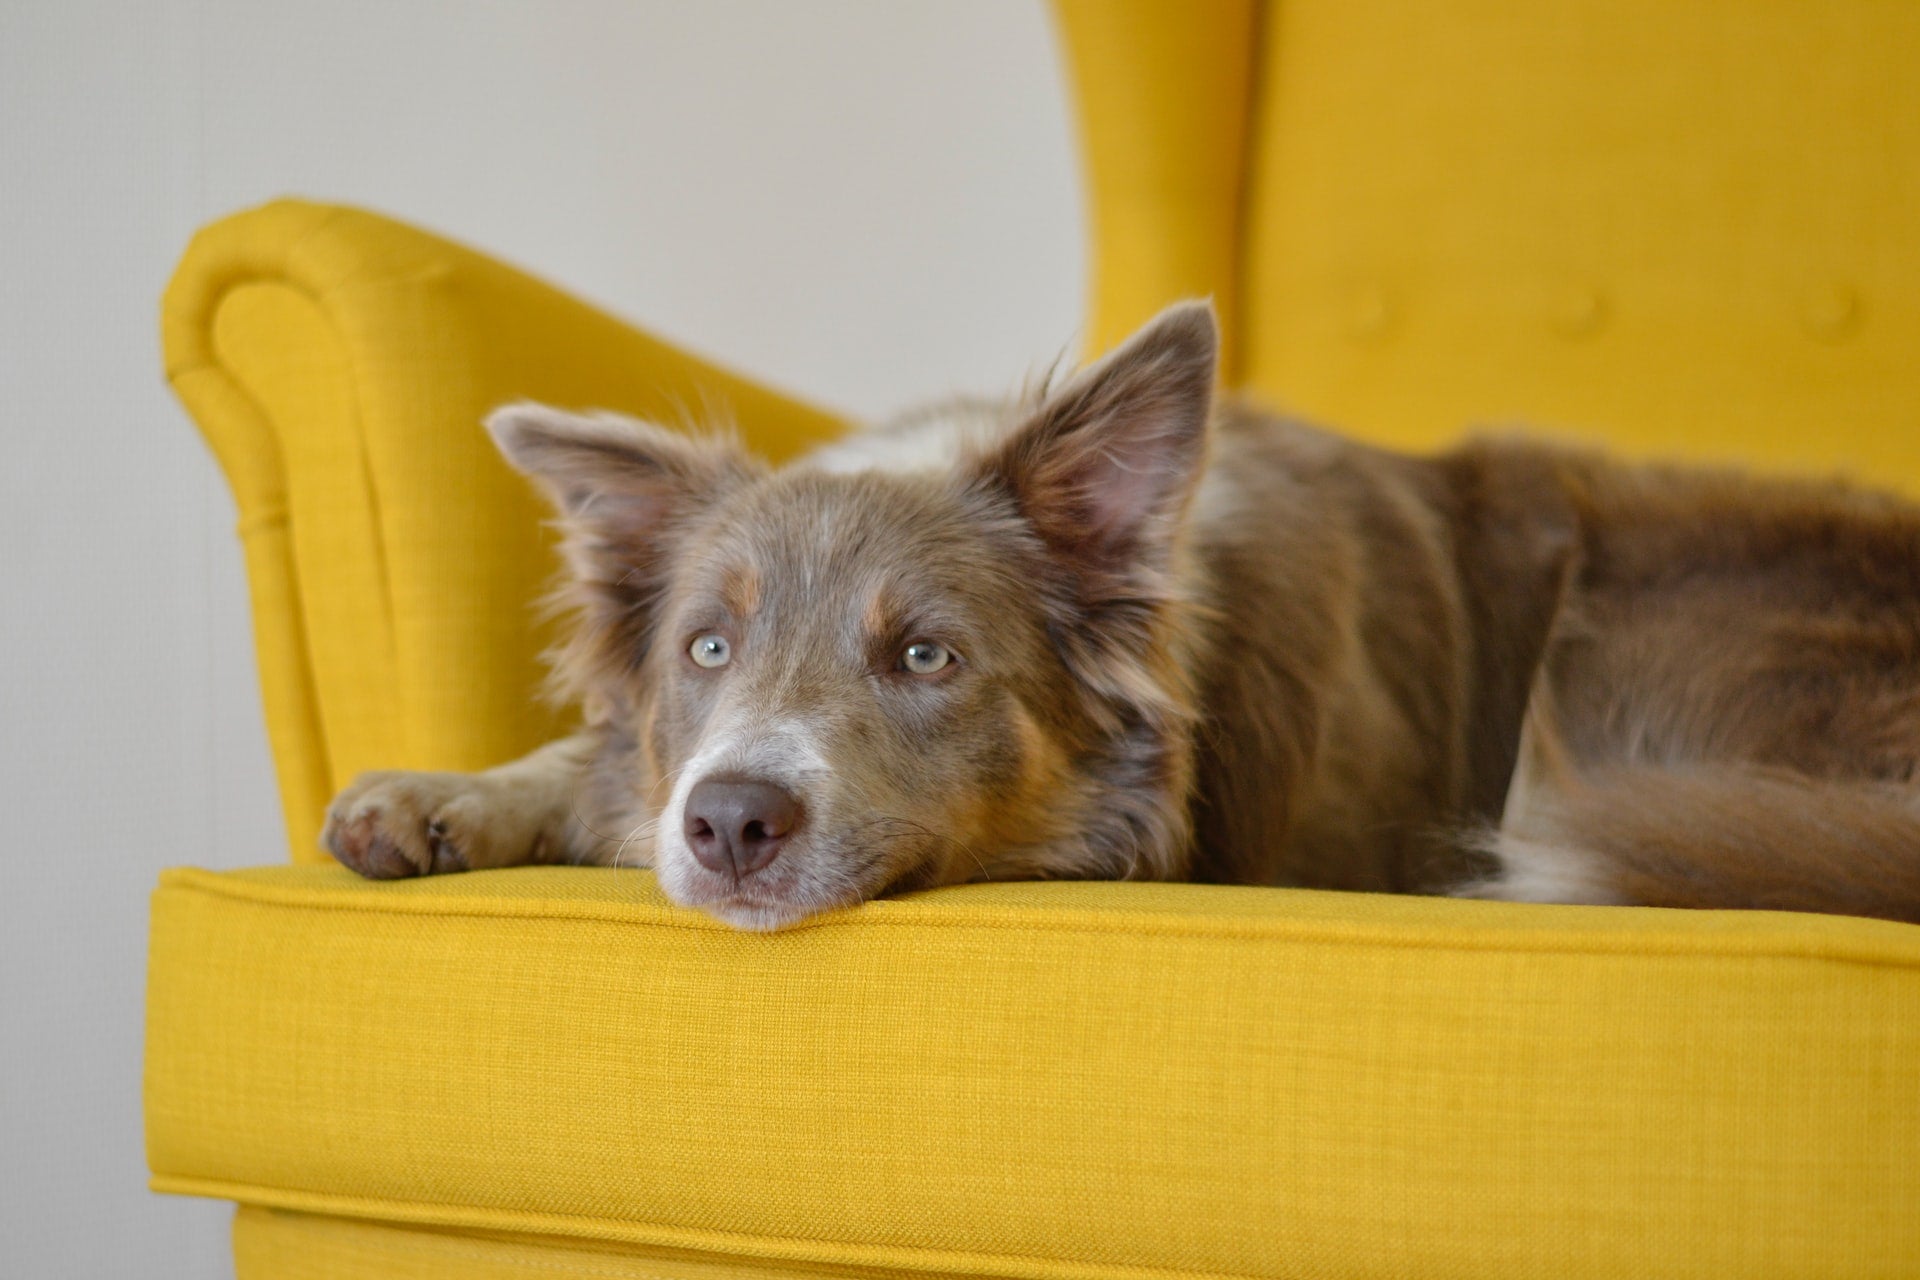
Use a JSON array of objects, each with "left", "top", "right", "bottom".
[{"left": 323, "top": 302, "right": 1920, "bottom": 929}]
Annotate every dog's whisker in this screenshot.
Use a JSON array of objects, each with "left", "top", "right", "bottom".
[
  {"left": 614, "top": 815, "right": 658, "bottom": 869},
  {"left": 567, "top": 787, "right": 626, "bottom": 848}
]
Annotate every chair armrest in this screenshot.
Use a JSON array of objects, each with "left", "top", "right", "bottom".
[{"left": 163, "top": 199, "right": 848, "bottom": 860}]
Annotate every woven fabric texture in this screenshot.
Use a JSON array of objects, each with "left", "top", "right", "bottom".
[
  {"left": 150, "top": 866, "right": 1920, "bottom": 1279},
  {"left": 231, "top": 1206, "right": 975, "bottom": 1279}
]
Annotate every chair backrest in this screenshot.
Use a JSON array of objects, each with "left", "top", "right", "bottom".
[{"left": 1055, "top": 0, "right": 1920, "bottom": 488}]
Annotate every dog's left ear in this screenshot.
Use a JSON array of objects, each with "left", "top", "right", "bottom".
[
  {"left": 974, "top": 300, "right": 1217, "bottom": 575},
  {"left": 487, "top": 404, "right": 751, "bottom": 534}
]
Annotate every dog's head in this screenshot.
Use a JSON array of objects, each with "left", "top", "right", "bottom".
[{"left": 491, "top": 302, "right": 1217, "bottom": 927}]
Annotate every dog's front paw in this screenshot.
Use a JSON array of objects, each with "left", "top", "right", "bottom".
[{"left": 322, "top": 770, "right": 508, "bottom": 878}]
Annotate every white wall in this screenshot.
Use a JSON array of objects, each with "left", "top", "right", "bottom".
[{"left": 0, "top": 3, "right": 1082, "bottom": 1274}]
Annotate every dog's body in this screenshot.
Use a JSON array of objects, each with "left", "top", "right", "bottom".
[{"left": 326, "top": 304, "right": 1920, "bottom": 928}]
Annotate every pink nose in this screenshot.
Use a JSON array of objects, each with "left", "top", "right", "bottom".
[{"left": 683, "top": 777, "right": 803, "bottom": 877}]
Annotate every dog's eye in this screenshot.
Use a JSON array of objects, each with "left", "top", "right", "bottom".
[
  {"left": 689, "top": 634, "right": 731, "bottom": 669},
  {"left": 900, "top": 641, "right": 951, "bottom": 675}
]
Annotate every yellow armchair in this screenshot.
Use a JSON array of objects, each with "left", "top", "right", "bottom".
[{"left": 151, "top": 5, "right": 1920, "bottom": 1277}]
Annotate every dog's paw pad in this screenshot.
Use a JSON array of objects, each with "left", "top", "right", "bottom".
[
  {"left": 322, "top": 771, "right": 482, "bottom": 879},
  {"left": 324, "top": 803, "right": 425, "bottom": 878},
  {"left": 360, "top": 818, "right": 428, "bottom": 879}
]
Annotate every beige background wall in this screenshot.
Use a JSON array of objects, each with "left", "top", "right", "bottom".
[{"left": 0, "top": 3, "right": 1081, "bottom": 1273}]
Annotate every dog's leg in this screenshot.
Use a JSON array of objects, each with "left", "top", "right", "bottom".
[{"left": 322, "top": 731, "right": 607, "bottom": 878}]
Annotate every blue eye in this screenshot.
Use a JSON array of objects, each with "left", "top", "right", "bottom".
[
  {"left": 900, "top": 641, "right": 951, "bottom": 675},
  {"left": 689, "top": 634, "right": 731, "bottom": 669}
]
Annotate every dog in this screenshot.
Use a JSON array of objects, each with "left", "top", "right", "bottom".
[{"left": 322, "top": 301, "right": 1920, "bottom": 930}]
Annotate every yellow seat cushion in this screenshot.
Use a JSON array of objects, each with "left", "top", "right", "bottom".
[
  {"left": 229, "top": 1206, "right": 916, "bottom": 1279},
  {"left": 148, "top": 866, "right": 1920, "bottom": 1278}
]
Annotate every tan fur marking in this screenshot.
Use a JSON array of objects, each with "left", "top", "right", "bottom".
[
  {"left": 861, "top": 586, "right": 899, "bottom": 639},
  {"left": 719, "top": 563, "right": 761, "bottom": 619}
]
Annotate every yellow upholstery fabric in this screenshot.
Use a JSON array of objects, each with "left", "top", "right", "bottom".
[
  {"left": 1051, "top": 0, "right": 1260, "bottom": 379},
  {"left": 230, "top": 1207, "right": 926, "bottom": 1280},
  {"left": 153, "top": 867, "right": 1920, "bottom": 1279},
  {"left": 162, "top": 201, "right": 845, "bottom": 860},
  {"left": 153, "top": 6, "right": 1920, "bottom": 1278},
  {"left": 1059, "top": 2, "right": 1920, "bottom": 488}
]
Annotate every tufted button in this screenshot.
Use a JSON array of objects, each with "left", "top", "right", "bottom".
[
  {"left": 1800, "top": 283, "right": 1859, "bottom": 342},
  {"left": 1344, "top": 286, "right": 1392, "bottom": 343},
  {"left": 1549, "top": 285, "right": 1607, "bottom": 340}
]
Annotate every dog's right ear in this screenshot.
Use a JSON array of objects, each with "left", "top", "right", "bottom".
[
  {"left": 487, "top": 404, "right": 760, "bottom": 669},
  {"left": 973, "top": 300, "right": 1218, "bottom": 580}
]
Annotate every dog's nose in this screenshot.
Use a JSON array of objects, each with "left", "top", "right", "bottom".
[{"left": 683, "top": 777, "right": 803, "bottom": 877}]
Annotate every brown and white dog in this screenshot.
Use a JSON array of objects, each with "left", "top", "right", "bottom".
[{"left": 323, "top": 302, "right": 1920, "bottom": 930}]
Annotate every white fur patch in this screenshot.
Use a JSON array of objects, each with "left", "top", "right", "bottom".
[
  {"left": 805, "top": 402, "right": 1010, "bottom": 475},
  {"left": 652, "top": 714, "right": 832, "bottom": 880},
  {"left": 1460, "top": 833, "right": 1629, "bottom": 906}
]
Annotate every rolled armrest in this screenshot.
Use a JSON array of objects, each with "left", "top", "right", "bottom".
[{"left": 163, "top": 199, "right": 847, "bottom": 860}]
